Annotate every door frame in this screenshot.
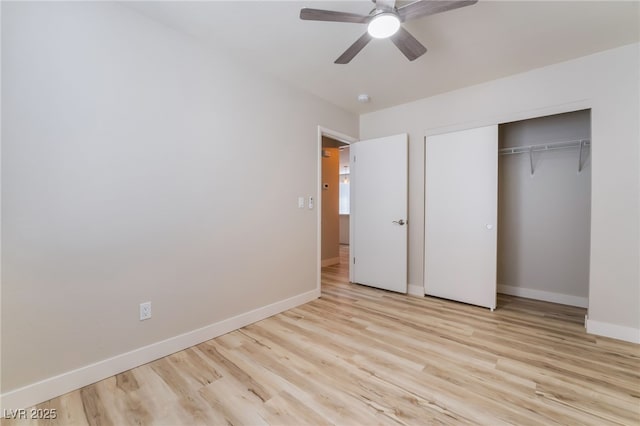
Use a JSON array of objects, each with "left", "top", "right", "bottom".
[{"left": 317, "top": 126, "right": 358, "bottom": 294}]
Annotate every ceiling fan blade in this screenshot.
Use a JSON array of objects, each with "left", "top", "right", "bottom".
[
  {"left": 390, "top": 27, "right": 427, "bottom": 61},
  {"left": 335, "top": 32, "right": 373, "bottom": 64},
  {"left": 375, "top": 0, "right": 397, "bottom": 12},
  {"left": 300, "top": 8, "right": 370, "bottom": 24},
  {"left": 397, "top": 0, "right": 477, "bottom": 22}
]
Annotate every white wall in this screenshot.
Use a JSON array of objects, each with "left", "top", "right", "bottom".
[
  {"left": 1, "top": 1, "right": 357, "bottom": 406},
  {"left": 498, "top": 111, "right": 591, "bottom": 307},
  {"left": 360, "top": 43, "right": 640, "bottom": 342}
]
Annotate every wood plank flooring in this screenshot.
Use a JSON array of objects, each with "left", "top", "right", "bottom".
[{"left": 4, "top": 246, "right": 639, "bottom": 425}]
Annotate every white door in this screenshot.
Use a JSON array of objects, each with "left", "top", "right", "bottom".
[
  {"left": 350, "top": 134, "right": 408, "bottom": 293},
  {"left": 424, "top": 125, "right": 498, "bottom": 309}
]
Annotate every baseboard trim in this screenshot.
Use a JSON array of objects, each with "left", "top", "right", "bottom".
[
  {"left": 0, "top": 288, "right": 320, "bottom": 411},
  {"left": 408, "top": 284, "right": 424, "bottom": 297},
  {"left": 586, "top": 319, "right": 640, "bottom": 344},
  {"left": 497, "top": 284, "right": 588, "bottom": 308},
  {"left": 321, "top": 257, "right": 340, "bottom": 267}
]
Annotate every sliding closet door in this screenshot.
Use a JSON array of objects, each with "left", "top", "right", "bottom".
[{"left": 424, "top": 125, "right": 498, "bottom": 309}]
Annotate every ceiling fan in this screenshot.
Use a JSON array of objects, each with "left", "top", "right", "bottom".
[{"left": 300, "top": 0, "right": 477, "bottom": 64}]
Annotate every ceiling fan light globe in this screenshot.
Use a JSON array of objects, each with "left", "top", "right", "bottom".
[{"left": 367, "top": 13, "right": 400, "bottom": 39}]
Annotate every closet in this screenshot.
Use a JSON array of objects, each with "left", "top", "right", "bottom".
[
  {"left": 424, "top": 110, "right": 591, "bottom": 310},
  {"left": 497, "top": 110, "right": 591, "bottom": 307}
]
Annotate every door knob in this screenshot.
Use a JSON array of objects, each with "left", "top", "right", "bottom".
[{"left": 392, "top": 219, "right": 406, "bottom": 226}]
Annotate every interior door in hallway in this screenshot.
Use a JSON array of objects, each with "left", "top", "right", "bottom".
[{"left": 350, "top": 133, "right": 408, "bottom": 293}]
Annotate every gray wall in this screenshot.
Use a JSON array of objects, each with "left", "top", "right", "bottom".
[
  {"left": 1, "top": 2, "right": 357, "bottom": 395},
  {"left": 498, "top": 111, "right": 591, "bottom": 303}
]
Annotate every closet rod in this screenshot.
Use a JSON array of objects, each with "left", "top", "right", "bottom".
[
  {"left": 499, "top": 139, "right": 591, "bottom": 176},
  {"left": 498, "top": 139, "right": 590, "bottom": 155}
]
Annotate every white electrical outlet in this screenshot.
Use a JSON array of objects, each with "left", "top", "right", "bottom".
[{"left": 139, "top": 302, "right": 152, "bottom": 321}]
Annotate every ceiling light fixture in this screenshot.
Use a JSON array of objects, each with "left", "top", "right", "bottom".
[
  {"left": 358, "top": 94, "right": 371, "bottom": 103},
  {"left": 367, "top": 13, "right": 400, "bottom": 39}
]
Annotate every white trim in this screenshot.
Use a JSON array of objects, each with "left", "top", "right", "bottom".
[
  {"left": 0, "top": 0, "right": 4, "bottom": 405},
  {"left": 0, "top": 289, "right": 319, "bottom": 411},
  {"left": 498, "top": 284, "right": 588, "bottom": 308},
  {"left": 586, "top": 319, "right": 640, "bottom": 344},
  {"left": 425, "top": 100, "right": 592, "bottom": 137},
  {"left": 317, "top": 126, "right": 358, "bottom": 295},
  {"left": 348, "top": 146, "right": 355, "bottom": 284},
  {"left": 408, "top": 284, "right": 424, "bottom": 297},
  {"left": 317, "top": 127, "right": 323, "bottom": 296},
  {"left": 321, "top": 257, "right": 340, "bottom": 267},
  {"left": 318, "top": 127, "right": 358, "bottom": 145}
]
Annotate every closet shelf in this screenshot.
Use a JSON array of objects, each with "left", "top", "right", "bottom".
[
  {"left": 498, "top": 139, "right": 590, "bottom": 155},
  {"left": 499, "top": 139, "right": 590, "bottom": 175}
]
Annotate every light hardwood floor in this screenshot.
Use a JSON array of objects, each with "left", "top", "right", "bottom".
[{"left": 5, "top": 246, "right": 640, "bottom": 425}]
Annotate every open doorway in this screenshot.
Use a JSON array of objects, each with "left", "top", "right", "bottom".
[
  {"left": 316, "top": 127, "right": 357, "bottom": 293},
  {"left": 321, "top": 136, "right": 349, "bottom": 267}
]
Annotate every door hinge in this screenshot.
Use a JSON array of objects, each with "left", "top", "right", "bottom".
[
  {"left": 353, "top": 257, "right": 356, "bottom": 264},
  {"left": 353, "top": 155, "right": 356, "bottom": 162}
]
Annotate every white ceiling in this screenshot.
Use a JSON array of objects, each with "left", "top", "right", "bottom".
[{"left": 125, "top": 1, "right": 640, "bottom": 114}]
